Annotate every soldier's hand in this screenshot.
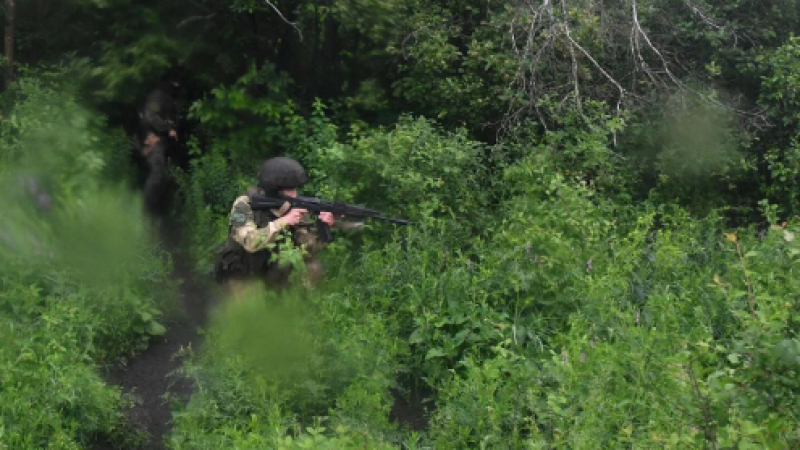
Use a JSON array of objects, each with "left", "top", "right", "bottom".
[
  {"left": 141, "top": 133, "right": 161, "bottom": 156},
  {"left": 319, "top": 211, "right": 335, "bottom": 226},
  {"left": 276, "top": 208, "right": 308, "bottom": 227},
  {"left": 169, "top": 129, "right": 178, "bottom": 140}
]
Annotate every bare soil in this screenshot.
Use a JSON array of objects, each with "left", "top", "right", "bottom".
[{"left": 91, "top": 218, "right": 216, "bottom": 450}]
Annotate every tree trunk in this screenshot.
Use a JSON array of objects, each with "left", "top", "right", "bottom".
[{"left": 4, "top": 0, "right": 14, "bottom": 91}]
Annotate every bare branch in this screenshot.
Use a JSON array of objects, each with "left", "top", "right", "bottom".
[
  {"left": 563, "top": 27, "right": 626, "bottom": 106},
  {"left": 499, "top": 0, "right": 770, "bottom": 133},
  {"left": 684, "top": 1, "right": 723, "bottom": 30},
  {"left": 684, "top": 0, "right": 753, "bottom": 48},
  {"left": 632, "top": 0, "right": 768, "bottom": 126},
  {"left": 401, "top": 26, "right": 429, "bottom": 60},
  {"left": 177, "top": 13, "right": 217, "bottom": 29},
  {"left": 631, "top": 0, "right": 681, "bottom": 86},
  {"left": 263, "top": 0, "right": 303, "bottom": 42},
  {"left": 559, "top": 0, "right": 581, "bottom": 112}
]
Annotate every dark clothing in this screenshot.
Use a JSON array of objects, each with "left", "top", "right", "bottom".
[
  {"left": 142, "top": 141, "right": 172, "bottom": 215},
  {"left": 140, "top": 87, "right": 178, "bottom": 138},
  {"left": 136, "top": 85, "right": 182, "bottom": 217}
]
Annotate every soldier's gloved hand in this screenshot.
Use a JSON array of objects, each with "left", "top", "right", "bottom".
[
  {"left": 319, "top": 212, "right": 335, "bottom": 226},
  {"left": 276, "top": 208, "right": 308, "bottom": 227}
]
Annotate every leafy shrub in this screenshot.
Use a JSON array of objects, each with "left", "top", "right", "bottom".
[
  {"left": 754, "top": 36, "right": 800, "bottom": 218},
  {"left": 188, "top": 62, "right": 303, "bottom": 171},
  {"left": 421, "top": 202, "right": 800, "bottom": 448},
  {"left": 0, "top": 69, "right": 172, "bottom": 448},
  {"left": 167, "top": 34, "right": 800, "bottom": 448},
  {"left": 172, "top": 142, "right": 245, "bottom": 271},
  {"left": 168, "top": 287, "right": 403, "bottom": 448}
]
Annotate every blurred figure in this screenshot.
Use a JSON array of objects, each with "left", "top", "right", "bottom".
[
  {"left": 140, "top": 71, "right": 182, "bottom": 144},
  {"left": 19, "top": 175, "right": 52, "bottom": 211},
  {"left": 139, "top": 133, "right": 170, "bottom": 215},
  {"left": 136, "top": 69, "right": 186, "bottom": 216}
]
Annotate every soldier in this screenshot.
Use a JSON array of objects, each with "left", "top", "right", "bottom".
[
  {"left": 137, "top": 72, "right": 183, "bottom": 216},
  {"left": 140, "top": 74, "right": 181, "bottom": 143},
  {"left": 213, "top": 157, "right": 362, "bottom": 295},
  {"left": 139, "top": 133, "right": 170, "bottom": 215}
]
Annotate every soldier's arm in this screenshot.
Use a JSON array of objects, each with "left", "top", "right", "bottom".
[
  {"left": 142, "top": 108, "right": 174, "bottom": 134},
  {"left": 141, "top": 91, "right": 176, "bottom": 134},
  {"left": 318, "top": 211, "right": 363, "bottom": 230},
  {"left": 229, "top": 196, "right": 283, "bottom": 253}
]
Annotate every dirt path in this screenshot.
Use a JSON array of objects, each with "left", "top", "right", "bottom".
[
  {"left": 92, "top": 219, "right": 216, "bottom": 450},
  {"left": 89, "top": 216, "right": 431, "bottom": 448}
]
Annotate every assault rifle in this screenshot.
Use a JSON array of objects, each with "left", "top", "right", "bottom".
[{"left": 248, "top": 193, "right": 410, "bottom": 243}]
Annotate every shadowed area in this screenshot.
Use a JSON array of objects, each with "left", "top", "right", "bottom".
[{"left": 91, "top": 219, "right": 217, "bottom": 450}]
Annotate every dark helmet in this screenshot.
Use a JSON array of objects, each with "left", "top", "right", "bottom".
[
  {"left": 157, "top": 65, "right": 188, "bottom": 96},
  {"left": 257, "top": 157, "right": 307, "bottom": 194}
]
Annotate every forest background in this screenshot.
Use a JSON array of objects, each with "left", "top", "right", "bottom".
[{"left": 3, "top": 0, "right": 800, "bottom": 448}]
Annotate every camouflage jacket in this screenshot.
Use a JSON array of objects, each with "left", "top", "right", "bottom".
[{"left": 214, "top": 189, "right": 362, "bottom": 282}]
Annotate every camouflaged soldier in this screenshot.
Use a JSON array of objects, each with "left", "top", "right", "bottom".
[{"left": 214, "top": 157, "right": 362, "bottom": 293}]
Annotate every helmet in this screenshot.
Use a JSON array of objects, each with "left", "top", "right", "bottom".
[{"left": 257, "top": 157, "right": 307, "bottom": 194}]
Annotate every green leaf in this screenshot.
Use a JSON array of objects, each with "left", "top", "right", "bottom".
[
  {"left": 425, "top": 348, "right": 446, "bottom": 360},
  {"left": 409, "top": 328, "right": 425, "bottom": 344},
  {"left": 147, "top": 321, "right": 167, "bottom": 336}
]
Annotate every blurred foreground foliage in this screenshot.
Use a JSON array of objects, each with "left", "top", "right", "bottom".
[{"left": 0, "top": 68, "right": 173, "bottom": 448}]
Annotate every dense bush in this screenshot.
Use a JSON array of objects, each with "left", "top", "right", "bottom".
[
  {"left": 169, "top": 103, "right": 800, "bottom": 448},
  {"left": 0, "top": 71, "right": 173, "bottom": 448},
  {"left": 167, "top": 287, "right": 404, "bottom": 449}
]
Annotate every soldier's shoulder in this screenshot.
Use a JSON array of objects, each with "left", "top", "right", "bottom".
[
  {"left": 231, "top": 195, "right": 252, "bottom": 211},
  {"left": 229, "top": 195, "right": 253, "bottom": 227},
  {"left": 245, "top": 186, "right": 262, "bottom": 197}
]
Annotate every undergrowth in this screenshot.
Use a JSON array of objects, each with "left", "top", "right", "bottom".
[
  {"left": 0, "top": 69, "right": 173, "bottom": 449},
  {"left": 169, "top": 81, "right": 800, "bottom": 448}
]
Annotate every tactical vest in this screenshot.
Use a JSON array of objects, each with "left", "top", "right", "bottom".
[
  {"left": 212, "top": 195, "right": 325, "bottom": 284},
  {"left": 213, "top": 202, "right": 281, "bottom": 283}
]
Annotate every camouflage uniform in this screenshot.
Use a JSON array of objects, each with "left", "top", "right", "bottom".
[{"left": 214, "top": 158, "right": 362, "bottom": 290}]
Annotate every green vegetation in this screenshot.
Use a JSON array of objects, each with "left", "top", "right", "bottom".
[
  {"left": 4, "top": 1, "right": 800, "bottom": 448},
  {"left": 0, "top": 69, "right": 173, "bottom": 448}
]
